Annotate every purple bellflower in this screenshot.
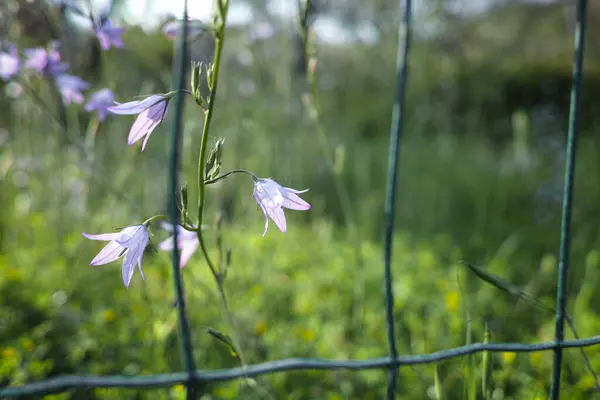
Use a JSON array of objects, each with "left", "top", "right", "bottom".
[
  {"left": 55, "top": 74, "right": 90, "bottom": 105},
  {"left": 253, "top": 178, "right": 311, "bottom": 236},
  {"left": 158, "top": 222, "right": 199, "bottom": 268},
  {"left": 106, "top": 94, "right": 171, "bottom": 151},
  {"left": 0, "top": 43, "right": 20, "bottom": 81},
  {"left": 96, "top": 19, "right": 124, "bottom": 51},
  {"left": 85, "top": 88, "right": 115, "bottom": 121},
  {"left": 83, "top": 224, "right": 150, "bottom": 288},
  {"left": 24, "top": 43, "right": 67, "bottom": 76}
]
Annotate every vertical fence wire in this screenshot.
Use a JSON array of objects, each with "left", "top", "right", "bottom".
[
  {"left": 383, "top": 0, "right": 412, "bottom": 398},
  {"left": 168, "top": 1, "right": 198, "bottom": 399},
  {"left": 550, "top": 0, "right": 588, "bottom": 398}
]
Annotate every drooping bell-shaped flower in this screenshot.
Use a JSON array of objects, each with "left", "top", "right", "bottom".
[
  {"left": 82, "top": 224, "right": 150, "bottom": 288},
  {"left": 158, "top": 222, "right": 199, "bottom": 268},
  {"left": 252, "top": 178, "right": 310, "bottom": 236},
  {"left": 84, "top": 88, "right": 115, "bottom": 121},
  {"left": 96, "top": 18, "right": 124, "bottom": 51},
  {"left": 23, "top": 42, "right": 67, "bottom": 76},
  {"left": 55, "top": 74, "right": 89, "bottom": 105},
  {"left": 0, "top": 43, "right": 20, "bottom": 81},
  {"left": 106, "top": 94, "right": 171, "bottom": 151}
]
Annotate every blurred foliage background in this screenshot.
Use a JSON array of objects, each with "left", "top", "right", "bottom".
[{"left": 2, "top": 0, "right": 600, "bottom": 399}]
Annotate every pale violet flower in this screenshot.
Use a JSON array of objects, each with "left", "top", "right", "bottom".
[
  {"left": 106, "top": 94, "right": 171, "bottom": 151},
  {"left": 253, "top": 178, "right": 310, "bottom": 236},
  {"left": 85, "top": 88, "right": 115, "bottom": 121},
  {"left": 0, "top": 43, "right": 19, "bottom": 81},
  {"left": 158, "top": 222, "right": 199, "bottom": 268},
  {"left": 96, "top": 19, "right": 124, "bottom": 51},
  {"left": 55, "top": 74, "right": 89, "bottom": 105},
  {"left": 83, "top": 224, "right": 150, "bottom": 288},
  {"left": 24, "top": 43, "right": 67, "bottom": 76}
]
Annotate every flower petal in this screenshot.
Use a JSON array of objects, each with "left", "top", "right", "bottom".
[
  {"left": 106, "top": 95, "right": 165, "bottom": 115},
  {"left": 135, "top": 243, "right": 146, "bottom": 281},
  {"left": 282, "top": 190, "right": 311, "bottom": 210},
  {"left": 82, "top": 231, "right": 120, "bottom": 241},
  {"left": 116, "top": 225, "right": 149, "bottom": 247},
  {"left": 127, "top": 102, "right": 168, "bottom": 147},
  {"left": 127, "top": 113, "right": 154, "bottom": 145},
  {"left": 179, "top": 239, "right": 198, "bottom": 268},
  {"left": 160, "top": 221, "right": 175, "bottom": 233},
  {"left": 121, "top": 244, "right": 138, "bottom": 288},
  {"left": 141, "top": 128, "right": 152, "bottom": 151},
  {"left": 158, "top": 236, "right": 174, "bottom": 251},
  {"left": 257, "top": 201, "right": 270, "bottom": 237},
  {"left": 266, "top": 205, "right": 287, "bottom": 234},
  {"left": 89, "top": 240, "right": 126, "bottom": 266},
  {"left": 282, "top": 187, "right": 309, "bottom": 194}
]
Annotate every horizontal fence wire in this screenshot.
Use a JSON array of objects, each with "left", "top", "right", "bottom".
[
  {"left": 3, "top": 337, "right": 600, "bottom": 397},
  {"left": 0, "top": 0, "right": 594, "bottom": 399}
]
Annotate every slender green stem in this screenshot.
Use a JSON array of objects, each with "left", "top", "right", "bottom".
[
  {"left": 216, "top": 284, "right": 248, "bottom": 365},
  {"left": 143, "top": 215, "right": 169, "bottom": 226},
  {"left": 204, "top": 169, "right": 257, "bottom": 185},
  {"left": 302, "top": 19, "right": 357, "bottom": 235},
  {"left": 191, "top": 0, "right": 253, "bottom": 374},
  {"left": 196, "top": 9, "right": 227, "bottom": 237},
  {"left": 194, "top": 1, "right": 229, "bottom": 283},
  {"left": 142, "top": 215, "right": 197, "bottom": 234},
  {"left": 300, "top": 0, "right": 366, "bottom": 353}
]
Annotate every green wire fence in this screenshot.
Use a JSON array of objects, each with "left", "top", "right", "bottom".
[{"left": 0, "top": 0, "right": 595, "bottom": 398}]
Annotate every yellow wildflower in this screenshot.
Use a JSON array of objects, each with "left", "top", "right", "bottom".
[
  {"left": 102, "top": 309, "right": 116, "bottom": 322},
  {"left": 502, "top": 352, "right": 517, "bottom": 364},
  {"left": 445, "top": 291, "right": 460, "bottom": 312}
]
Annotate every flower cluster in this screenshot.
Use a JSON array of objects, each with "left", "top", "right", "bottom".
[
  {"left": 9, "top": 11, "right": 314, "bottom": 288},
  {"left": 1, "top": 1, "right": 125, "bottom": 110}
]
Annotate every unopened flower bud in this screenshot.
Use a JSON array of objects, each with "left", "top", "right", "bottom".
[
  {"left": 180, "top": 183, "right": 188, "bottom": 219},
  {"left": 205, "top": 138, "right": 225, "bottom": 181},
  {"left": 191, "top": 61, "right": 203, "bottom": 103}
]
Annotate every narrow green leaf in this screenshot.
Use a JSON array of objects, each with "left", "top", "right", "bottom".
[{"left": 206, "top": 328, "right": 238, "bottom": 357}]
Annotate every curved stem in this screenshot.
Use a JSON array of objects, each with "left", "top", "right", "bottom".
[
  {"left": 143, "top": 214, "right": 169, "bottom": 226},
  {"left": 204, "top": 169, "right": 257, "bottom": 185}
]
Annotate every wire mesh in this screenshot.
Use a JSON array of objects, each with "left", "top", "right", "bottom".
[
  {"left": 550, "top": 0, "right": 589, "bottom": 398},
  {"left": 382, "top": 0, "right": 412, "bottom": 398},
  {"left": 167, "top": 2, "right": 198, "bottom": 399},
  {"left": 0, "top": 0, "right": 594, "bottom": 399}
]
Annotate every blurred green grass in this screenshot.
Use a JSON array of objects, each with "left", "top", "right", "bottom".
[{"left": 3, "top": 10, "right": 600, "bottom": 399}]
